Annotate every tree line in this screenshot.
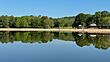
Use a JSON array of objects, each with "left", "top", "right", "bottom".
[
  {"left": 0, "top": 15, "right": 75, "bottom": 28},
  {"left": 0, "top": 11, "right": 110, "bottom": 28}
]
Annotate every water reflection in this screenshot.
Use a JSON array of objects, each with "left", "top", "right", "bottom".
[
  {"left": 72, "top": 33, "right": 110, "bottom": 50},
  {"left": 0, "top": 31, "right": 110, "bottom": 50}
]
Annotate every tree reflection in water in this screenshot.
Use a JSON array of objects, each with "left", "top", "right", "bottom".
[{"left": 0, "top": 31, "right": 110, "bottom": 50}]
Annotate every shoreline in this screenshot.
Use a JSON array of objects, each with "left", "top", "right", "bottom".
[{"left": 0, "top": 28, "right": 110, "bottom": 33}]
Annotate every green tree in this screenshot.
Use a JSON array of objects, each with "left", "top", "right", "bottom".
[
  {"left": 40, "top": 16, "right": 54, "bottom": 28},
  {"left": 9, "top": 16, "right": 15, "bottom": 27},
  {"left": 59, "top": 19, "right": 66, "bottom": 28},
  {"left": 101, "top": 11, "right": 110, "bottom": 17},
  {"left": 72, "top": 13, "right": 90, "bottom": 28},
  {"left": 15, "top": 17, "right": 21, "bottom": 27},
  {"left": 2, "top": 15, "right": 10, "bottom": 28},
  {"left": 21, "top": 17, "right": 29, "bottom": 27}
]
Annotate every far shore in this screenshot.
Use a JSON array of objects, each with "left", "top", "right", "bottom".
[{"left": 0, "top": 28, "right": 110, "bottom": 34}]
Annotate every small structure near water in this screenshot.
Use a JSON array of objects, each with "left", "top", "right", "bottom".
[
  {"left": 89, "top": 23, "right": 97, "bottom": 28},
  {"left": 78, "top": 24, "right": 83, "bottom": 29}
]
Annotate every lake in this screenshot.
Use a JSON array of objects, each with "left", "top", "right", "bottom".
[{"left": 0, "top": 31, "right": 110, "bottom": 62}]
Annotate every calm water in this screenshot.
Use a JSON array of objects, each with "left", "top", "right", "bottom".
[{"left": 0, "top": 32, "right": 110, "bottom": 62}]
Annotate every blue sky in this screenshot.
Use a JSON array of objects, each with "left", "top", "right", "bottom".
[{"left": 0, "top": 0, "right": 110, "bottom": 17}]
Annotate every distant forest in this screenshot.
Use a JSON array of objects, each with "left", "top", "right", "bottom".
[{"left": 0, "top": 11, "right": 110, "bottom": 28}]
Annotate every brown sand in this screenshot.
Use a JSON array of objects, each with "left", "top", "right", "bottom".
[{"left": 0, "top": 28, "right": 110, "bottom": 34}]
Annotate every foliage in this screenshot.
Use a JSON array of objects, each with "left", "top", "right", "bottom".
[
  {"left": 0, "top": 15, "right": 75, "bottom": 28},
  {"left": 72, "top": 11, "right": 110, "bottom": 28},
  {"left": 0, "top": 11, "right": 110, "bottom": 28}
]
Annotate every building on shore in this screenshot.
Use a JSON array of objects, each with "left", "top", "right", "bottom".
[
  {"left": 78, "top": 24, "right": 83, "bottom": 29},
  {"left": 88, "top": 23, "right": 97, "bottom": 28}
]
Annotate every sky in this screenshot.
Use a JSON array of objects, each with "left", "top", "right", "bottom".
[{"left": 0, "top": 0, "right": 110, "bottom": 17}]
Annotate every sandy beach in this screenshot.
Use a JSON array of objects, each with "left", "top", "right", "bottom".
[{"left": 0, "top": 28, "right": 110, "bottom": 34}]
